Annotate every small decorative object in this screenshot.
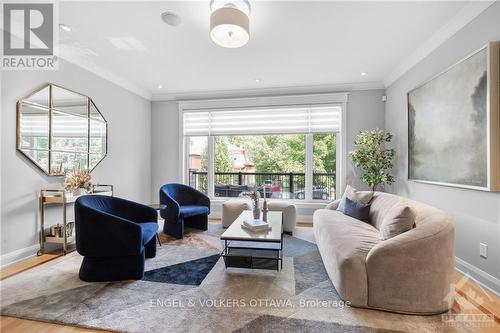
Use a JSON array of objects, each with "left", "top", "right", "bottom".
[
  {"left": 241, "top": 219, "right": 271, "bottom": 233},
  {"left": 408, "top": 42, "right": 500, "bottom": 191},
  {"left": 49, "top": 224, "right": 63, "bottom": 237},
  {"left": 242, "top": 186, "right": 261, "bottom": 219},
  {"left": 64, "top": 169, "right": 92, "bottom": 196},
  {"left": 58, "top": 225, "right": 64, "bottom": 237},
  {"left": 65, "top": 222, "right": 75, "bottom": 237},
  {"left": 349, "top": 129, "right": 395, "bottom": 191},
  {"left": 49, "top": 224, "right": 60, "bottom": 237},
  {"left": 262, "top": 197, "right": 268, "bottom": 222}
]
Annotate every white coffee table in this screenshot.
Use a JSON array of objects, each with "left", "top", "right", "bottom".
[{"left": 221, "top": 210, "right": 283, "bottom": 271}]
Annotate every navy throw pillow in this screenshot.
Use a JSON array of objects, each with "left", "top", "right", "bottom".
[{"left": 342, "top": 196, "right": 371, "bottom": 221}]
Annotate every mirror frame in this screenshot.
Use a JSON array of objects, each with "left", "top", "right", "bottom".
[{"left": 16, "top": 83, "right": 108, "bottom": 176}]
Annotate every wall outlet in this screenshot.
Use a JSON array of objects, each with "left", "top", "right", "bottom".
[{"left": 479, "top": 243, "right": 488, "bottom": 259}]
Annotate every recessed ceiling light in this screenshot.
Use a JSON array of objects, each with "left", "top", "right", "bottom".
[
  {"left": 59, "top": 24, "right": 71, "bottom": 32},
  {"left": 361, "top": 72, "right": 368, "bottom": 76},
  {"left": 161, "top": 11, "right": 182, "bottom": 26},
  {"left": 157, "top": 84, "right": 163, "bottom": 89},
  {"left": 255, "top": 78, "right": 261, "bottom": 83}
]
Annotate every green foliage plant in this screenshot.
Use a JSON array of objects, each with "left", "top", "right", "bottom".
[{"left": 349, "top": 129, "right": 395, "bottom": 191}]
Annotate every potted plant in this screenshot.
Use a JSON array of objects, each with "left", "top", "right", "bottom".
[
  {"left": 349, "top": 129, "right": 395, "bottom": 191},
  {"left": 64, "top": 169, "right": 92, "bottom": 196}
]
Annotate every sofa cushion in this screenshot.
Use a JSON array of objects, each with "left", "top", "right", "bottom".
[
  {"left": 313, "top": 209, "right": 380, "bottom": 306},
  {"left": 342, "top": 196, "right": 371, "bottom": 221},
  {"left": 337, "top": 185, "right": 374, "bottom": 212},
  {"left": 369, "top": 192, "right": 406, "bottom": 230},
  {"left": 379, "top": 204, "right": 415, "bottom": 240},
  {"left": 139, "top": 222, "right": 158, "bottom": 244},
  {"left": 179, "top": 205, "right": 209, "bottom": 218},
  {"left": 325, "top": 199, "right": 340, "bottom": 210}
]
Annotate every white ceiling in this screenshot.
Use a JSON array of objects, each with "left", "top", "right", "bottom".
[{"left": 58, "top": 1, "right": 490, "bottom": 100}]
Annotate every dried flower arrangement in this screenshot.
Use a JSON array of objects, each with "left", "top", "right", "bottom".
[
  {"left": 241, "top": 186, "right": 261, "bottom": 219},
  {"left": 64, "top": 169, "right": 92, "bottom": 195},
  {"left": 241, "top": 186, "right": 260, "bottom": 207}
]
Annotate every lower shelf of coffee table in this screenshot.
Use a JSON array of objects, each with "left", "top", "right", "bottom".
[{"left": 222, "top": 247, "right": 282, "bottom": 271}]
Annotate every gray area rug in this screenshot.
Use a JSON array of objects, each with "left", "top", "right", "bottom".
[
  {"left": 0, "top": 223, "right": 472, "bottom": 333},
  {"left": 234, "top": 315, "right": 406, "bottom": 333}
]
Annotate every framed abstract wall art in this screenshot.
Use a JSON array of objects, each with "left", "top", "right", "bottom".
[{"left": 408, "top": 42, "right": 499, "bottom": 191}]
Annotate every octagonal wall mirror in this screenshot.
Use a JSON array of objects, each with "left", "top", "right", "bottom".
[{"left": 17, "top": 84, "right": 107, "bottom": 176}]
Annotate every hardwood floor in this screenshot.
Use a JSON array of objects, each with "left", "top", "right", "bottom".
[
  {"left": 452, "top": 271, "right": 500, "bottom": 325},
  {"left": 0, "top": 254, "right": 60, "bottom": 281},
  {"left": 0, "top": 316, "right": 112, "bottom": 333},
  {"left": 1, "top": 231, "right": 498, "bottom": 333}
]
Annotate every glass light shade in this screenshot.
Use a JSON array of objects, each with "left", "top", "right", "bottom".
[{"left": 210, "top": 7, "right": 249, "bottom": 48}]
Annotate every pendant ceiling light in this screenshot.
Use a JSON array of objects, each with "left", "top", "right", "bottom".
[{"left": 210, "top": 0, "right": 250, "bottom": 48}]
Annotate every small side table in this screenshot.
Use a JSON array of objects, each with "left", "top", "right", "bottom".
[{"left": 149, "top": 204, "right": 166, "bottom": 246}]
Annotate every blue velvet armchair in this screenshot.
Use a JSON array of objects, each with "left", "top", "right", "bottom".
[
  {"left": 75, "top": 195, "right": 158, "bottom": 282},
  {"left": 159, "top": 183, "right": 210, "bottom": 239}
]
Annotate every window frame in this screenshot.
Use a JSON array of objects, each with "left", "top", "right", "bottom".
[{"left": 179, "top": 93, "right": 348, "bottom": 203}]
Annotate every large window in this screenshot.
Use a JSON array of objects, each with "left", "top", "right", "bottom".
[
  {"left": 182, "top": 96, "right": 345, "bottom": 201},
  {"left": 312, "top": 133, "right": 336, "bottom": 200},
  {"left": 187, "top": 136, "right": 208, "bottom": 193},
  {"left": 212, "top": 134, "right": 306, "bottom": 199}
]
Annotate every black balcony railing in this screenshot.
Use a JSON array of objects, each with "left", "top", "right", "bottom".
[{"left": 188, "top": 170, "right": 336, "bottom": 200}]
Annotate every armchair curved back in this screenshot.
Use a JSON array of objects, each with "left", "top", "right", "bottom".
[
  {"left": 159, "top": 183, "right": 210, "bottom": 221},
  {"left": 160, "top": 183, "right": 204, "bottom": 206},
  {"left": 76, "top": 195, "right": 117, "bottom": 215},
  {"left": 75, "top": 195, "right": 157, "bottom": 257}
]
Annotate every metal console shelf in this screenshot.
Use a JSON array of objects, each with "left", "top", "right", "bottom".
[{"left": 38, "top": 184, "right": 113, "bottom": 256}]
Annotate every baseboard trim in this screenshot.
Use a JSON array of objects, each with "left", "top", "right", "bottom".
[
  {"left": 297, "top": 215, "right": 312, "bottom": 223},
  {"left": 0, "top": 244, "right": 39, "bottom": 269},
  {"left": 455, "top": 256, "right": 500, "bottom": 296},
  {"left": 209, "top": 212, "right": 222, "bottom": 219}
]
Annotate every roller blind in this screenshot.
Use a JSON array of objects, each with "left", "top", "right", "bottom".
[{"left": 183, "top": 105, "right": 341, "bottom": 136}]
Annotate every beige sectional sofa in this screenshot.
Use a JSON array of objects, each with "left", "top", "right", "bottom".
[{"left": 313, "top": 191, "right": 454, "bottom": 314}]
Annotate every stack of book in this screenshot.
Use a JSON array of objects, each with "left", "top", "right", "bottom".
[{"left": 241, "top": 219, "right": 272, "bottom": 232}]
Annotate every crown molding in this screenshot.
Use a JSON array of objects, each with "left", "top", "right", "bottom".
[
  {"left": 383, "top": 0, "right": 496, "bottom": 88},
  {"left": 12, "top": 1, "right": 492, "bottom": 101},
  {"left": 151, "top": 81, "right": 384, "bottom": 101}
]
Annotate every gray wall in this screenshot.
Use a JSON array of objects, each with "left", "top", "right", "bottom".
[
  {"left": 346, "top": 90, "right": 386, "bottom": 190},
  {"left": 151, "top": 101, "right": 180, "bottom": 201},
  {"left": 0, "top": 60, "right": 152, "bottom": 265},
  {"left": 385, "top": 3, "right": 500, "bottom": 292},
  {"left": 150, "top": 90, "right": 386, "bottom": 219}
]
